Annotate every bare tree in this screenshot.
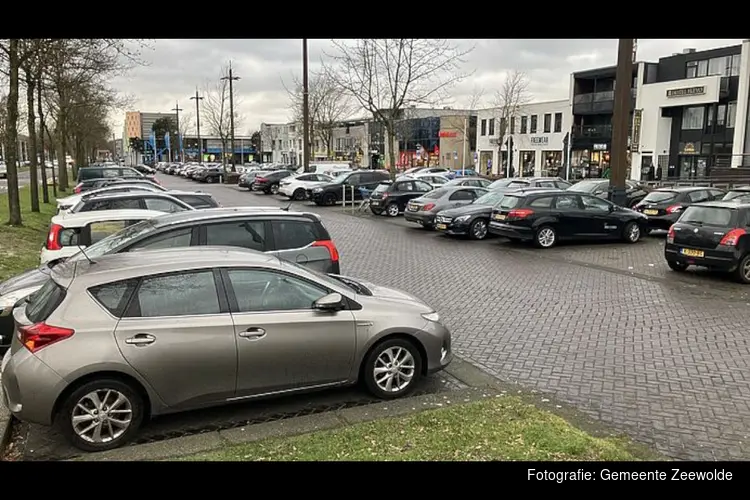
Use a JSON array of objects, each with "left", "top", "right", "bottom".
[
  {"left": 492, "top": 70, "right": 531, "bottom": 177},
  {"left": 323, "top": 39, "right": 473, "bottom": 175},
  {"left": 1, "top": 39, "right": 23, "bottom": 224},
  {"left": 203, "top": 65, "right": 244, "bottom": 172}
]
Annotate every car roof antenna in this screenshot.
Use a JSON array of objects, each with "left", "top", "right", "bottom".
[{"left": 76, "top": 244, "right": 95, "bottom": 264}]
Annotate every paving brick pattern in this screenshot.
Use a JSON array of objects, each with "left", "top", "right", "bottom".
[{"left": 173, "top": 178, "right": 750, "bottom": 461}]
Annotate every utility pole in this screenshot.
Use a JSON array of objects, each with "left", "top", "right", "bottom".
[
  {"left": 609, "top": 38, "right": 635, "bottom": 207},
  {"left": 172, "top": 101, "right": 183, "bottom": 162},
  {"left": 302, "top": 38, "right": 311, "bottom": 173},
  {"left": 190, "top": 89, "right": 204, "bottom": 163},
  {"left": 221, "top": 62, "right": 241, "bottom": 174},
  {"left": 112, "top": 132, "right": 117, "bottom": 161}
]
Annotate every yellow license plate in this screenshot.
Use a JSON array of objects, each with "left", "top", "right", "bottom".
[
  {"left": 436, "top": 223, "right": 447, "bottom": 230},
  {"left": 680, "top": 248, "right": 704, "bottom": 258},
  {"left": 494, "top": 214, "right": 506, "bottom": 221},
  {"left": 643, "top": 209, "right": 658, "bottom": 215}
]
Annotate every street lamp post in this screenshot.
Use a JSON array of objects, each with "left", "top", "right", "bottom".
[
  {"left": 190, "top": 89, "right": 204, "bottom": 163},
  {"left": 172, "top": 101, "right": 183, "bottom": 162},
  {"left": 302, "top": 39, "right": 311, "bottom": 173},
  {"left": 221, "top": 62, "right": 241, "bottom": 173}
]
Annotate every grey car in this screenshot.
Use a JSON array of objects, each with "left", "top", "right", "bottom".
[
  {"left": 71, "top": 192, "right": 195, "bottom": 214},
  {"left": 443, "top": 177, "right": 492, "bottom": 188},
  {"left": 404, "top": 186, "right": 489, "bottom": 229},
  {"left": 1, "top": 247, "right": 452, "bottom": 451}
]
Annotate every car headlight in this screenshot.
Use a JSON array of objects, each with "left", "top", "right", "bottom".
[
  {"left": 453, "top": 215, "right": 471, "bottom": 223},
  {"left": 313, "top": 187, "right": 323, "bottom": 193},
  {"left": 421, "top": 311, "right": 440, "bottom": 323},
  {"left": 0, "top": 285, "right": 42, "bottom": 314}
]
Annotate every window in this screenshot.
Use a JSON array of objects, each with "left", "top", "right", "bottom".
[
  {"left": 128, "top": 228, "right": 193, "bottom": 251},
  {"left": 345, "top": 174, "right": 361, "bottom": 185},
  {"left": 394, "top": 182, "right": 414, "bottom": 192},
  {"left": 59, "top": 228, "right": 81, "bottom": 247},
  {"left": 175, "top": 194, "right": 218, "bottom": 209},
  {"left": 26, "top": 279, "right": 66, "bottom": 324},
  {"left": 529, "top": 115, "right": 538, "bottom": 134},
  {"left": 500, "top": 117, "right": 507, "bottom": 135},
  {"left": 144, "top": 197, "right": 187, "bottom": 213},
  {"left": 681, "top": 206, "right": 735, "bottom": 226},
  {"left": 581, "top": 195, "right": 611, "bottom": 211},
  {"left": 272, "top": 220, "right": 318, "bottom": 250},
  {"left": 89, "top": 279, "right": 138, "bottom": 317},
  {"left": 480, "top": 119, "right": 487, "bottom": 136},
  {"left": 687, "top": 190, "right": 709, "bottom": 203},
  {"left": 537, "top": 181, "right": 557, "bottom": 188},
  {"left": 697, "top": 60, "right": 708, "bottom": 78},
  {"left": 205, "top": 220, "right": 266, "bottom": 251},
  {"left": 708, "top": 189, "right": 726, "bottom": 200},
  {"left": 716, "top": 104, "right": 727, "bottom": 127},
  {"left": 708, "top": 57, "right": 729, "bottom": 76},
  {"left": 686, "top": 61, "right": 698, "bottom": 78},
  {"left": 488, "top": 118, "right": 495, "bottom": 136},
  {"left": 731, "top": 54, "right": 741, "bottom": 76},
  {"left": 543, "top": 113, "right": 552, "bottom": 133},
  {"left": 102, "top": 169, "right": 121, "bottom": 178},
  {"left": 529, "top": 196, "right": 554, "bottom": 208},
  {"left": 132, "top": 271, "right": 220, "bottom": 317},
  {"left": 554, "top": 195, "right": 580, "bottom": 209},
  {"left": 226, "top": 269, "right": 328, "bottom": 312},
  {"left": 449, "top": 190, "right": 474, "bottom": 201},
  {"left": 520, "top": 116, "right": 528, "bottom": 134},
  {"left": 510, "top": 117, "right": 516, "bottom": 134},
  {"left": 89, "top": 221, "right": 132, "bottom": 244},
  {"left": 121, "top": 169, "right": 140, "bottom": 178},
  {"left": 728, "top": 102, "right": 737, "bottom": 128},
  {"left": 555, "top": 180, "right": 572, "bottom": 189},
  {"left": 82, "top": 198, "right": 138, "bottom": 212},
  {"left": 682, "top": 106, "right": 705, "bottom": 130},
  {"left": 554, "top": 113, "right": 562, "bottom": 133},
  {"left": 414, "top": 180, "right": 433, "bottom": 192}
]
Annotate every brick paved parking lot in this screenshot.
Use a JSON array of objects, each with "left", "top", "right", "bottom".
[{"left": 153, "top": 175, "right": 750, "bottom": 461}]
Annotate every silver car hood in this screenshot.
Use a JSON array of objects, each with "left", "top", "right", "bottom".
[{"left": 354, "top": 279, "right": 432, "bottom": 311}]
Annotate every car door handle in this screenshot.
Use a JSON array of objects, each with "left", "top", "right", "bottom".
[
  {"left": 125, "top": 333, "right": 156, "bottom": 346},
  {"left": 238, "top": 327, "right": 266, "bottom": 340}
]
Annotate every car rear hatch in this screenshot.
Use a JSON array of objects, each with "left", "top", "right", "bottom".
[
  {"left": 636, "top": 191, "right": 679, "bottom": 216},
  {"left": 670, "top": 205, "right": 741, "bottom": 252},
  {"left": 490, "top": 194, "right": 525, "bottom": 222},
  {"left": 369, "top": 182, "right": 391, "bottom": 201}
]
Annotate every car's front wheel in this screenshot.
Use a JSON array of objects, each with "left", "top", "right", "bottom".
[
  {"left": 362, "top": 338, "right": 423, "bottom": 399},
  {"left": 56, "top": 378, "right": 145, "bottom": 452},
  {"left": 270, "top": 183, "right": 280, "bottom": 195},
  {"left": 469, "top": 218, "right": 488, "bottom": 240}
]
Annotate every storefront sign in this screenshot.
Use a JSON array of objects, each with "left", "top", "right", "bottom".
[
  {"left": 681, "top": 142, "right": 698, "bottom": 154},
  {"left": 530, "top": 136, "right": 549, "bottom": 145},
  {"left": 439, "top": 130, "right": 458, "bottom": 138},
  {"left": 666, "top": 86, "right": 705, "bottom": 98},
  {"left": 593, "top": 143, "right": 608, "bottom": 151},
  {"left": 631, "top": 109, "right": 642, "bottom": 153}
]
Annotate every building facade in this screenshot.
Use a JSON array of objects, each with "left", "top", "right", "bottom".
[
  {"left": 181, "top": 134, "right": 256, "bottom": 163},
  {"left": 476, "top": 99, "right": 572, "bottom": 177},
  {"left": 122, "top": 111, "right": 179, "bottom": 163},
  {"left": 260, "top": 122, "right": 302, "bottom": 165}
]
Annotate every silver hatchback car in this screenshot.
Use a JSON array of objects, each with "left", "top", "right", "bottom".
[{"left": 1, "top": 247, "right": 452, "bottom": 452}]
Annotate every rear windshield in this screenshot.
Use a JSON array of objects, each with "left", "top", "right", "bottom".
[
  {"left": 26, "top": 278, "right": 66, "bottom": 323},
  {"left": 643, "top": 191, "right": 678, "bottom": 203},
  {"left": 488, "top": 178, "right": 514, "bottom": 189},
  {"left": 507, "top": 180, "right": 530, "bottom": 188},
  {"left": 680, "top": 206, "right": 736, "bottom": 226},
  {"left": 723, "top": 190, "right": 750, "bottom": 201},
  {"left": 497, "top": 195, "right": 523, "bottom": 210},
  {"left": 372, "top": 183, "right": 391, "bottom": 194},
  {"left": 423, "top": 188, "right": 448, "bottom": 199}
]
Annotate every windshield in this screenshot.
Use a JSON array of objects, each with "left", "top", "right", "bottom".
[
  {"left": 568, "top": 180, "right": 603, "bottom": 193},
  {"left": 643, "top": 191, "right": 678, "bottom": 203},
  {"left": 423, "top": 188, "right": 448, "bottom": 199},
  {"left": 488, "top": 178, "right": 514, "bottom": 189},
  {"left": 723, "top": 190, "right": 750, "bottom": 201},
  {"left": 68, "top": 219, "right": 157, "bottom": 261},
  {"left": 282, "top": 259, "right": 361, "bottom": 293},
  {"left": 475, "top": 191, "right": 506, "bottom": 206},
  {"left": 680, "top": 206, "right": 735, "bottom": 226}
]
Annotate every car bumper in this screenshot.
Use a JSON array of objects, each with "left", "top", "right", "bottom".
[
  {"left": 488, "top": 221, "right": 534, "bottom": 240},
  {"left": 252, "top": 183, "right": 268, "bottom": 191},
  {"left": 278, "top": 185, "right": 295, "bottom": 197},
  {"left": 415, "top": 320, "right": 453, "bottom": 375},
  {"left": 435, "top": 219, "right": 471, "bottom": 235},
  {"left": 646, "top": 213, "right": 679, "bottom": 230},
  {"left": 404, "top": 211, "right": 435, "bottom": 225},
  {"left": 664, "top": 243, "right": 741, "bottom": 271},
  {"left": 311, "top": 191, "right": 327, "bottom": 203}
]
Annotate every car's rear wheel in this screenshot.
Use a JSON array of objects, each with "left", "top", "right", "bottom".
[
  {"left": 56, "top": 378, "right": 145, "bottom": 452},
  {"left": 362, "top": 338, "right": 423, "bottom": 400},
  {"left": 270, "top": 183, "right": 280, "bottom": 195},
  {"left": 370, "top": 207, "right": 383, "bottom": 216},
  {"left": 623, "top": 221, "right": 641, "bottom": 243},
  {"left": 292, "top": 188, "right": 306, "bottom": 201},
  {"left": 386, "top": 203, "right": 400, "bottom": 217},
  {"left": 469, "top": 218, "right": 488, "bottom": 240},
  {"left": 323, "top": 193, "right": 336, "bottom": 206},
  {"left": 733, "top": 254, "right": 750, "bottom": 284},
  {"left": 667, "top": 260, "right": 689, "bottom": 272},
  {"left": 534, "top": 225, "right": 557, "bottom": 248}
]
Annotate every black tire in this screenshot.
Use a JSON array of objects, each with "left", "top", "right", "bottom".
[
  {"left": 292, "top": 188, "right": 306, "bottom": 201},
  {"left": 270, "top": 183, "right": 280, "bottom": 195},
  {"left": 667, "top": 260, "right": 689, "bottom": 272},
  {"left": 533, "top": 225, "right": 557, "bottom": 248},
  {"left": 323, "top": 193, "right": 337, "bottom": 206},
  {"left": 623, "top": 221, "right": 641, "bottom": 243},
  {"left": 370, "top": 207, "right": 384, "bottom": 216},
  {"left": 56, "top": 378, "right": 145, "bottom": 452},
  {"left": 733, "top": 253, "right": 750, "bottom": 284},
  {"left": 422, "top": 223, "right": 434, "bottom": 230},
  {"left": 206, "top": 176, "right": 214, "bottom": 183},
  {"left": 362, "top": 337, "right": 423, "bottom": 400},
  {"left": 385, "top": 203, "right": 400, "bottom": 217},
  {"left": 469, "top": 218, "right": 489, "bottom": 240}
]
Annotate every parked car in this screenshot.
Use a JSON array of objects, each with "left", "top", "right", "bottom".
[
  {"left": 56, "top": 183, "right": 163, "bottom": 215},
  {"left": 70, "top": 192, "right": 195, "bottom": 215},
  {"left": 369, "top": 179, "right": 435, "bottom": 217},
  {"left": 435, "top": 187, "right": 558, "bottom": 240},
  {"left": 443, "top": 177, "right": 492, "bottom": 188},
  {"left": 567, "top": 179, "right": 651, "bottom": 207},
  {"left": 239, "top": 170, "right": 271, "bottom": 190},
  {"left": 722, "top": 186, "right": 750, "bottom": 202},
  {"left": 194, "top": 166, "right": 224, "bottom": 183},
  {"left": 447, "top": 169, "right": 478, "bottom": 179},
  {"left": 311, "top": 170, "right": 391, "bottom": 206},
  {"left": 487, "top": 189, "right": 648, "bottom": 248},
  {"left": 632, "top": 186, "right": 726, "bottom": 231},
  {"left": 40, "top": 210, "right": 163, "bottom": 264},
  {"left": 88, "top": 178, "right": 164, "bottom": 192},
  {"left": 278, "top": 173, "right": 334, "bottom": 200},
  {"left": 409, "top": 173, "right": 450, "bottom": 188},
  {"left": 132, "top": 164, "right": 156, "bottom": 175},
  {"left": 1, "top": 245, "right": 452, "bottom": 451},
  {"left": 166, "top": 191, "right": 221, "bottom": 209},
  {"left": 488, "top": 177, "right": 572, "bottom": 191},
  {"left": 0, "top": 162, "right": 6, "bottom": 179},
  {"left": 76, "top": 166, "right": 144, "bottom": 183},
  {"left": 665, "top": 201, "right": 750, "bottom": 283},
  {"left": 404, "top": 186, "right": 489, "bottom": 230},
  {"left": 253, "top": 170, "right": 294, "bottom": 194}
]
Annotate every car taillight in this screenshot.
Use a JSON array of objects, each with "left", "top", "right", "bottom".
[
  {"left": 667, "top": 225, "right": 675, "bottom": 244},
  {"left": 507, "top": 208, "right": 534, "bottom": 220},
  {"left": 74, "top": 183, "right": 83, "bottom": 194},
  {"left": 719, "top": 228, "right": 746, "bottom": 246},
  {"left": 666, "top": 205, "right": 682, "bottom": 214},
  {"left": 423, "top": 203, "right": 435, "bottom": 211},
  {"left": 312, "top": 239, "right": 339, "bottom": 262},
  {"left": 46, "top": 223, "right": 63, "bottom": 250},
  {"left": 19, "top": 322, "right": 75, "bottom": 353}
]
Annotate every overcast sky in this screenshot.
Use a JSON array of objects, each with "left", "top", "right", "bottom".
[{"left": 110, "top": 39, "right": 744, "bottom": 138}]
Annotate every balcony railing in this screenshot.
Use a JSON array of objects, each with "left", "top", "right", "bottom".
[{"left": 572, "top": 124, "right": 613, "bottom": 137}]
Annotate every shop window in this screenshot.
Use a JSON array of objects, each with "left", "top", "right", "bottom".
[
  {"left": 681, "top": 106, "right": 705, "bottom": 130},
  {"left": 541, "top": 151, "right": 562, "bottom": 177},
  {"left": 520, "top": 151, "right": 536, "bottom": 177}
]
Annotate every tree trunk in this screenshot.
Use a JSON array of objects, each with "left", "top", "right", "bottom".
[
  {"left": 384, "top": 123, "right": 397, "bottom": 178},
  {"left": 37, "top": 75, "right": 49, "bottom": 204},
  {"left": 25, "top": 69, "right": 40, "bottom": 212},
  {"left": 5, "top": 39, "right": 23, "bottom": 226},
  {"left": 74, "top": 136, "right": 85, "bottom": 171},
  {"left": 56, "top": 108, "right": 69, "bottom": 191}
]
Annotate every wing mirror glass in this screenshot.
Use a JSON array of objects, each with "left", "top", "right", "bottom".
[{"left": 313, "top": 292, "right": 344, "bottom": 311}]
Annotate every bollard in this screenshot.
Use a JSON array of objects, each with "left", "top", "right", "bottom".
[
  {"left": 342, "top": 185, "right": 346, "bottom": 210},
  {"left": 351, "top": 186, "right": 355, "bottom": 213}
]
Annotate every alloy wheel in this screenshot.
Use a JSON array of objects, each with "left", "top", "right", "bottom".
[
  {"left": 72, "top": 389, "right": 133, "bottom": 444},
  {"left": 743, "top": 258, "right": 750, "bottom": 282},
  {"left": 628, "top": 223, "right": 640, "bottom": 242},
  {"left": 537, "top": 227, "right": 555, "bottom": 248},
  {"left": 271, "top": 184, "right": 279, "bottom": 194},
  {"left": 374, "top": 346, "right": 415, "bottom": 393},
  {"left": 472, "top": 220, "right": 488, "bottom": 239},
  {"left": 387, "top": 204, "right": 399, "bottom": 217}
]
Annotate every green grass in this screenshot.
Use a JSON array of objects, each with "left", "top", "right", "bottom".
[
  {"left": 0, "top": 187, "right": 57, "bottom": 281},
  {"left": 181, "top": 396, "right": 639, "bottom": 461}
]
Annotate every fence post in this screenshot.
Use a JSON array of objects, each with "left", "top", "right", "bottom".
[{"left": 342, "top": 186, "right": 346, "bottom": 210}]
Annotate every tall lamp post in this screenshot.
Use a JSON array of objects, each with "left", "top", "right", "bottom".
[
  {"left": 172, "top": 101, "right": 183, "bottom": 162},
  {"left": 190, "top": 89, "right": 204, "bottom": 163},
  {"left": 302, "top": 39, "right": 311, "bottom": 173},
  {"left": 609, "top": 38, "right": 635, "bottom": 207},
  {"left": 221, "top": 62, "right": 240, "bottom": 173}
]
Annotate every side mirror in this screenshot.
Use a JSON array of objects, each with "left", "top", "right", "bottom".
[{"left": 313, "top": 292, "right": 345, "bottom": 311}]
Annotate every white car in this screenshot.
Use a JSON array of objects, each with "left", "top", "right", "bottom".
[
  {"left": 278, "top": 172, "right": 334, "bottom": 200},
  {"left": 40, "top": 209, "right": 164, "bottom": 264},
  {"left": 410, "top": 173, "right": 450, "bottom": 188},
  {"left": 56, "top": 183, "right": 163, "bottom": 215},
  {"left": 0, "top": 162, "right": 6, "bottom": 179}
]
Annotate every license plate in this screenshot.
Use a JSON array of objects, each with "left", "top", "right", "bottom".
[
  {"left": 408, "top": 205, "right": 418, "bottom": 211},
  {"left": 493, "top": 214, "right": 506, "bottom": 221},
  {"left": 436, "top": 223, "right": 447, "bottom": 230},
  {"left": 680, "top": 248, "right": 704, "bottom": 258},
  {"left": 643, "top": 209, "right": 658, "bottom": 215}
]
